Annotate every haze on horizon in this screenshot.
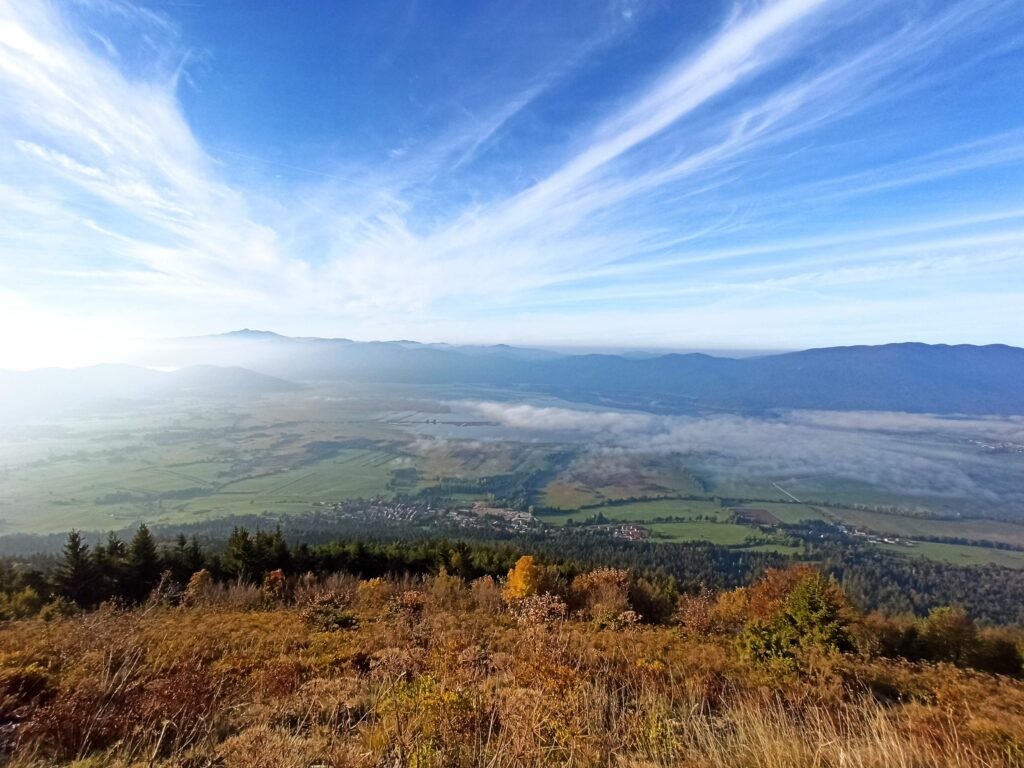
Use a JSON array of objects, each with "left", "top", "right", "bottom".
[{"left": 1, "top": 0, "right": 1023, "bottom": 369}]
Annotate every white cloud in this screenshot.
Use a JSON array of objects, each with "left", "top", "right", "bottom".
[
  {"left": 461, "top": 400, "right": 1024, "bottom": 503},
  {"left": 0, "top": 0, "right": 1022, "bottom": 365}
]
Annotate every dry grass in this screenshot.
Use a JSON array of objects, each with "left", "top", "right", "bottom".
[{"left": 1, "top": 574, "right": 1023, "bottom": 767}]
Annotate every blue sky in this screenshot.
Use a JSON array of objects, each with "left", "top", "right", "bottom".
[{"left": 0, "top": 0, "right": 1023, "bottom": 367}]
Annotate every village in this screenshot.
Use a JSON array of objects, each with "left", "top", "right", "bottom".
[{"left": 313, "top": 498, "right": 538, "bottom": 535}]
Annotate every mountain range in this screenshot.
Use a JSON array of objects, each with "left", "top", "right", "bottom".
[
  {"left": 125, "top": 331, "right": 1024, "bottom": 415},
  {"left": 3, "top": 333, "right": 1022, "bottom": 418}
]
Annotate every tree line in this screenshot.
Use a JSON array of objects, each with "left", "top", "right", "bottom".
[
  {"left": 2, "top": 519, "right": 1023, "bottom": 626},
  {"left": 0, "top": 525, "right": 546, "bottom": 615}
]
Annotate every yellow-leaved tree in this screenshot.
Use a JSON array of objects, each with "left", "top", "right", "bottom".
[{"left": 504, "top": 555, "right": 543, "bottom": 602}]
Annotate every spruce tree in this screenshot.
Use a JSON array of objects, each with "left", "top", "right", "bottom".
[
  {"left": 127, "top": 524, "right": 161, "bottom": 602},
  {"left": 184, "top": 536, "right": 205, "bottom": 575},
  {"left": 164, "top": 533, "right": 207, "bottom": 583},
  {"left": 223, "top": 527, "right": 256, "bottom": 581},
  {"left": 56, "top": 530, "right": 95, "bottom": 607}
]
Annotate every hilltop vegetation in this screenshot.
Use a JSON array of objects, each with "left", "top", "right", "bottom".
[{"left": 1, "top": 544, "right": 1023, "bottom": 767}]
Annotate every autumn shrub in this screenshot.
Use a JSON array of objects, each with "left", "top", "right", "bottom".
[
  {"left": 856, "top": 607, "right": 1022, "bottom": 676},
  {"left": 470, "top": 575, "right": 503, "bottom": 613},
  {"left": 19, "top": 641, "right": 152, "bottom": 759},
  {"left": 183, "top": 568, "right": 214, "bottom": 605},
  {"left": 571, "top": 567, "right": 631, "bottom": 624},
  {"left": 851, "top": 611, "right": 917, "bottom": 659},
  {"left": 738, "top": 567, "right": 853, "bottom": 669},
  {"left": 971, "top": 629, "right": 1023, "bottom": 676},
  {"left": 372, "top": 675, "right": 487, "bottom": 766},
  {"left": 355, "top": 577, "right": 395, "bottom": 609},
  {"left": 261, "top": 568, "right": 288, "bottom": 603},
  {"left": 39, "top": 596, "right": 78, "bottom": 621},
  {"left": 513, "top": 593, "right": 568, "bottom": 626},
  {"left": 300, "top": 593, "right": 358, "bottom": 632},
  {"left": 207, "top": 580, "right": 264, "bottom": 610},
  {"left": 428, "top": 567, "right": 468, "bottom": 610},
  {"left": 708, "top": 584, "right": 752, "bottom": 633},
  {"left": 627, "top": 575, "right": 677, "bottom": 624},
  {"left": 918, "top": 605, "right": 977, "bottom": 664},
  {"left": 0, "top": 659, "right": 53, "bottom": 714},
  {"left": 675, "top": 588, "right": 716, "bottom": 636},
  {"left": 134, "top": 661, "right": 227, "bottom": 757},
  {"left": 388, "top": 589, "right": 428, "bottom": 622},
  {"left": 215, "top": 726, "right": 355, "bottom": 768},
  {"left": 2, "top": 566, "right": 1023, "bottom": 768},
  {"left": 0, "top": 587, "right": 44, "bottom": 621}
]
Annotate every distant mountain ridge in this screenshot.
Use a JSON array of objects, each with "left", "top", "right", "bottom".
[{"left": 137, "top": 333, "right": 1024, "bottom": 415}]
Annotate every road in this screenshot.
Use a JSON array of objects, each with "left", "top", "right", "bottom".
[{"left": 772, "top": 482, "right": 802, "bottom": 503}]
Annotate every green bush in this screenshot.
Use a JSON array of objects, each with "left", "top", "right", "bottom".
[
  {"left": 301, "top": 594, "right": 358, "bottom": 632},
  {"left": 739, "top": 569, "right": 852, "bottom": 668}
]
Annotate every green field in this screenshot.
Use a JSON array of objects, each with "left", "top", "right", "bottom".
[
  {"left": 0, "top": 395, "right": 429, "bottom": 533},
  {"left": 217, "top": 450, "right": 400, "bottom": 496},
  {"left": 540, "top": 453, "right": 705, "bottom": 509},
  {"left": 0, "top": 446, "right": 410, "bottom": 532},
  {"left": 0, "top": 392, "right": 583, "bottom": 533},
  {"left": 829, "top": 508, "right": 1024, "bottom": 549},
  {"left": 645, "top": 521, "right": 760, "bottom": 546},
  {"left": 537, "top": 498, "right": 727, "bottom": 526},
  {"left": 534, "top": 498, "right": 791, "bottom": 547},
  {"left": 881, "top": 541, "right": 1024, "bottom": 569},
  {"left": 737, "top": 502, "right": 828, "bottom": 524}
]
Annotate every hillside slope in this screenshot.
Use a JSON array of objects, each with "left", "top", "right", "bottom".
[{"left": 1, "top": 565, "right": 1022, "bottom": 767}]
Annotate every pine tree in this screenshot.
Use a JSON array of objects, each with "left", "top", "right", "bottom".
[
  {"left": 55, "top": 530, "right": 95, "bottom": 607},
  {"left": 166, "top": 534, "right": 207, "bottom": 583},
  {"left": 127, "top": 524, "right": 161, "bottom": 602},
  {"left": 266, "top": 526, "right": 291, "bottom": 572},
  {"left": 92, "top": 532, "right": 128, "bottom": 603},
  {"left": 223, "top": 527, "right": 256, "bottom": 581},
  {"left": 184, "top": 537, "right": 206, "bottom": 574}
]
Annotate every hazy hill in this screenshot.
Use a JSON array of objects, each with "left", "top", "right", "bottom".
[
  {"left": 142, "top": 333, "right": 1024, "bottom": 415},
  {"left": 0, "top": 364, "right": 298, "bottom": 421}
]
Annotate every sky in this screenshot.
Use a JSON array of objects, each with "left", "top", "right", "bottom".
[{"left": 0, "top": 0, "right": 1023, "bottom": 368}]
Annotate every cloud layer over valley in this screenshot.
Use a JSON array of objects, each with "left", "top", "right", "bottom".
[{"left": 463, "top": 401, "right": 1024, "bottom": 508}]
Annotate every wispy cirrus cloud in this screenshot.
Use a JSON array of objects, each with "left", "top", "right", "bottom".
[{"left": 0, "top": 0, "right": 1022, "bottom": 365}]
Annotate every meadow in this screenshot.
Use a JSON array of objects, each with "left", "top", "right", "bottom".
[
  {"left": 0, "top": 399, "right": 419, "bottom": 533},
  {"left": 829, "top": 507, "right": 1024, "bottom": 548},
  {"left": 731, "top": 502, "right": 827, "bottom": 524},
  {"left": 537, "top": 498, "right": 728, "bottom": 525},
  {"left": 881, "top": 541, "right": 1024, "bottom": 569},
  {"left": 539, "top": 453, "right": 705, "bottom": 509}
]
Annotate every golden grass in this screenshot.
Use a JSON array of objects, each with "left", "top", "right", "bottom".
[{"left": 1, "top": 577, "right": 1023, "bottom": 767}]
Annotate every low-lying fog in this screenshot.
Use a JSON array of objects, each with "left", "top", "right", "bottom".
[{"left": 443, "top": 401, "right": 1024, "bottom": 510}]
